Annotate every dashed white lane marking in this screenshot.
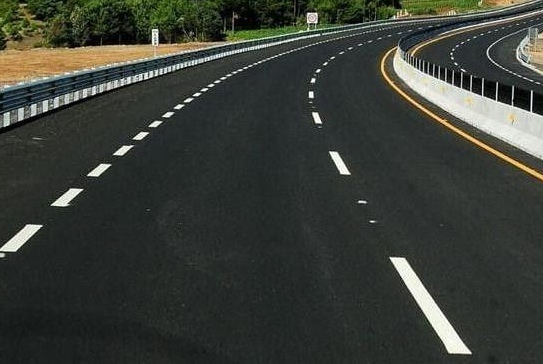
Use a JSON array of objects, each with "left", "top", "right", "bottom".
[
  {"left": 339, "top": 51, "right": 345, "bottom": 55},
  {"left": 149, "top": 121, "right": 162, "bottom": 128},
  {"left": 357, "top": 200, "right": 368, "bottom": 205},
  {"left": 308, "top": 91, "right": 315, "bottom": 99},
  {"left": 323, "top": 62, "right": 329, "bottom": 66},
  {"left": 174, "top": 104, "right": 184, "bottom": 110},
  {"left": 328, "top": 151, "right": 351, "bottom": 175},
  {"left": 51, "top": 188, "right": 84, "bottom": 207},
  {"left": 201, "top": 88, "right": 209, "bottom": 92},
  {"left": 220, "top": 76, "right": 227, "bottom": 80},
  {"left": 113, "top": 145, "right": 134, "bottom": 157},
  {"left": 330, "top": 56, "right": 336, "bottom": 60},
  {"left": 184, "top": 97, "right": 194, "bottom": 103},
  {"left": 207, "top": 83, "right": 215, "bottom": 88},
  {"left": 312, "top": 112, "right": 323, "bottom": 125},
  {"left": 316, "top": 69, "right": 322, "bottom": 73},
  {"left": 133, "top": 131, "right": 149, "bottom": 141},
  {"left": 193, "top": 92, "right": 202, "bottom": 97},
  {"left": 0, "top": 224, "right": 43, "bottom": 253},
  {"left": 87, "top": 163, "right": 112, "bottom": 178},
  {"left": 390, "top": 257, "right": 472, "bottom": 355},
  {"left": 310, "top": 78, "right": 316, "bottom": 84},
  {"left": 162, "top": 111, "right": 175, "bottom": 118}
]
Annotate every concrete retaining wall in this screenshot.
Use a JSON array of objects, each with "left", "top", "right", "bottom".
[{"left": 394, "top": 50, "right": 543, "bottom": 159}]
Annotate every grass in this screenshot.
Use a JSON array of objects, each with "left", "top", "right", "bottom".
[
  {"left": 226, "top": 25, "right": 330, "bottom": 41},
  {"left": 401, "top": 0, "right": 482, "bottom": 14}
]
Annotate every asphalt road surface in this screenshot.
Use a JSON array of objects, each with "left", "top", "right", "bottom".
[{"left": 1, "top": 17, "right": 543, "bottom": 363}]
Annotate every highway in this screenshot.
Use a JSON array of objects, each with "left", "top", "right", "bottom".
[
  {"left": 415, "top": 11, "right": 543, "bottom": 92},
  {"left": 1, "top": 15, "right": 543, "bottom": 363}
]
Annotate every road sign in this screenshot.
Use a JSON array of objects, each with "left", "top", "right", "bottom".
[
  {"left": 151, "top": 29, "right": 159, "bottom": 47},
  {"left": 306, "top": 12, "right": 318, "bottom": 25}
]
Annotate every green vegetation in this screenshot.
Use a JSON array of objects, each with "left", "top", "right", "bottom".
[
  {"left": 400, "top": 0, "right": 480, "bottom": 15},
  {"left": 226, "top": 26, "right": 315, "bottom": 41},
  {"left": 0, "top": 0, "right": 402, "bottom": 48},
  {"left": 0, "top": 29, "right": 6, "bottom": 50}
]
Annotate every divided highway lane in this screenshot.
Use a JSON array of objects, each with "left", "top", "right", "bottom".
[
  {"left": 0, "top": 23, "right": 415, "bottom": 256},
  {"left": 315, "top": 29, "right": 543, "bottom": 361},
  {"left": 0, "top": 22, "right": 462, "bottom": 363},
  {"left": 415, "top": 11, "right": 543, "bottom": 92}
]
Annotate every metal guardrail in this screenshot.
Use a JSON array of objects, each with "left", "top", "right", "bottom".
[
  {"left": 1, "top": 22, "right": 393, "bottom": 128},
  {"left": 397, "top": 1, "right": 543, "bottom": 116},
  {"left": 1, "top": 1, "right": 540, "bottom": 129},
  {"left": 517, "top": 36, "right": 532, "bottom": 64}
]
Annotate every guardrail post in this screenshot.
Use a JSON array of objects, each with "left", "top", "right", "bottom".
[
  {"left": 531, "top": 90, "right": 534, "bottom": 113},
  {"left": 482, "top": 78, "right": 485, "bottom": 97},
  {"left": 512, "top": 85, "right": 515, "bottom": 106},
  {"left": 495, "top": 82, "right": 499, "bottom": 101}
]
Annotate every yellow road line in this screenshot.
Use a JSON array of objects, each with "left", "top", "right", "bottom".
[{"left": 381, "top": 47, "right": 543, "bottom": 183}]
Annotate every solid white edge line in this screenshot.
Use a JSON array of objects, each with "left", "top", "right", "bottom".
[
  {"left": 0, "top": 224, "right": 43, "bottom": 253},
  {"left": 87, "top": 163, "right": 112, "bottom": 178},
  {"left": 312, "top": 112, "right": 323, "bottom": 125},
  {"left": 390, "top": 257, "right": 472, "bottom": 355},
  {"left": 133, "top": 132, "right": 149, "bottom": 141},
  {"left": 149, "top": 121, "right": 163, "bottom": 128},
  {"left": 113, "top": 145, "right": 134, "bottom": 157},
  {"left": 328, "top": 151, "right": 351, "bottom": 175},
  {"left": 51, "top": 188, "right": 84, "bottom": 207}
]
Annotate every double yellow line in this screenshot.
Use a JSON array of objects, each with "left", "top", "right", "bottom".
[{"left": 380, "top": 47, "right": 543, "bottom": 183}]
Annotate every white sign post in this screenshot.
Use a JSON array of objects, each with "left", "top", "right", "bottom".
[
  {"left": 151, "top": 28, "right": 159, "bottom": 57},
  {"left": 306, "top": 12, "right": 318, "bottom": 30}
]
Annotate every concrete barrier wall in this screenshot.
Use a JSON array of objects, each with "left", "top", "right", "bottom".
[{"left": 394, "top": 50, "right": 543, "bottom": 159}]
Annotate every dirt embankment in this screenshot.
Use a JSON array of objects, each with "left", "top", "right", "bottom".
[
  {"left": 0, "top": 43, "right": 224, "bottom": 87},
  {"left": 0, "top": 0, "right": 532, "bottom": 87}
]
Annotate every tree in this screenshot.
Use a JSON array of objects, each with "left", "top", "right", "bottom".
[
  {"left": 108, "top": 0, "right": 134, "bottom": 44},
  {"left": 129, "top": 0, "right": 155, "bottom": 43},
  {"left": 70, "top": 4, "right": 90, "bottom": 46},
  {"left": 0, "top": 28, "right": 7, "bottom": 50},
  {"left": 150, "top": 0, "right": 182, "bottom": 43},
  {"left": 45, "top": 13, "right": 70, "bottom": 46},
  {"left": 87, "top": 0, "right": 113, "bottom": 46},
  {"left": 186, "top": 0, "right": 222, "bottom": 41},
  {"left": 27, "top": 0, "right": 63, "bottom": 21}
]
